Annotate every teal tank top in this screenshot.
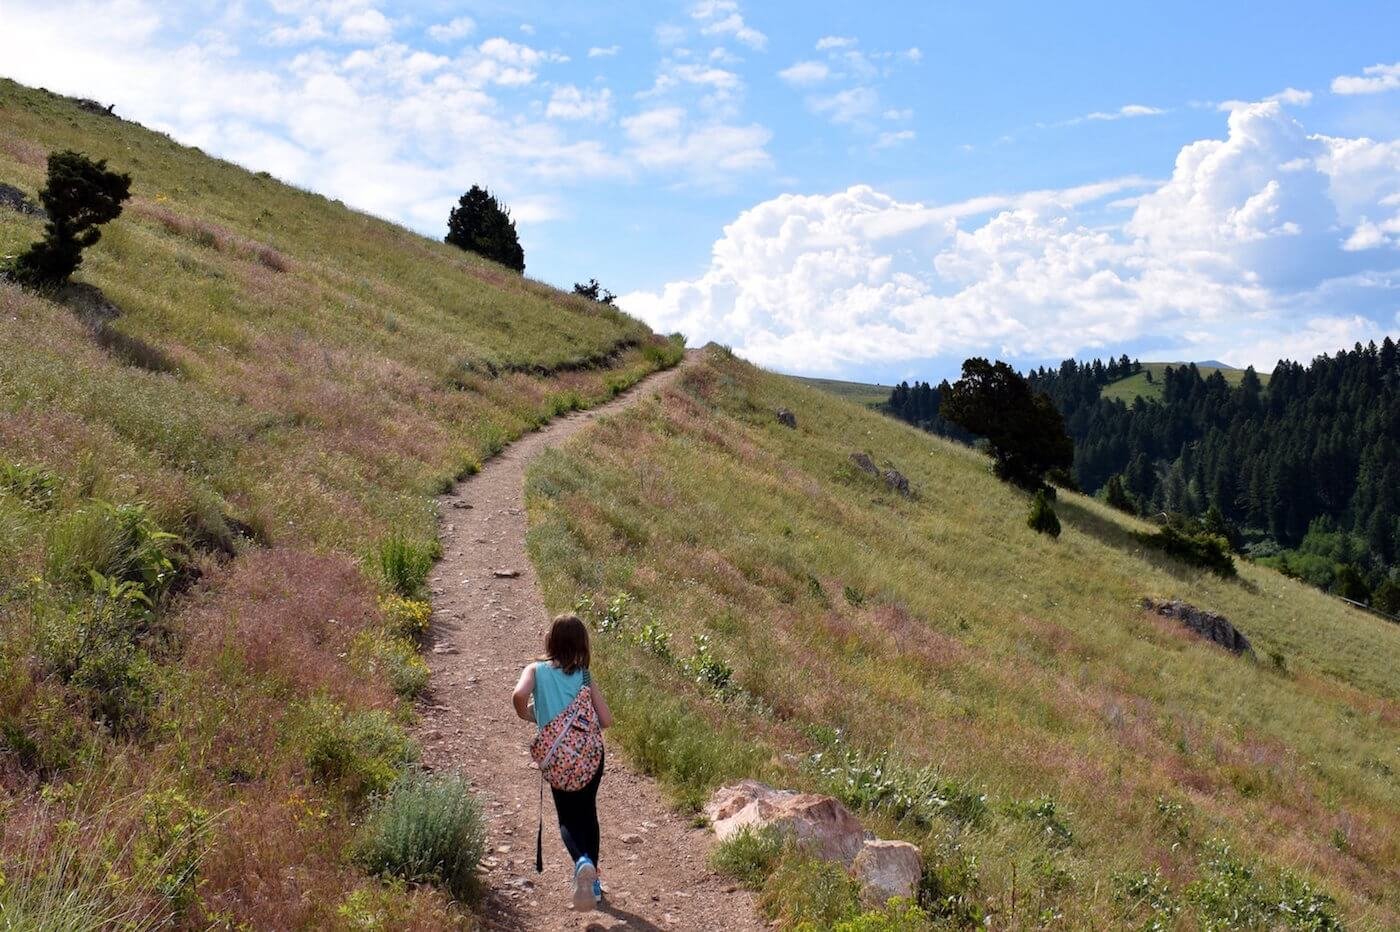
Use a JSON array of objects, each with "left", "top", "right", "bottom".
[{"left": 533, "top": 662, "right": 588, "bottom": 730}]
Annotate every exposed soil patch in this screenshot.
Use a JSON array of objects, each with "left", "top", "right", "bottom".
[{"left": 416, "top": 354, "right": 761, "bottom": 930}]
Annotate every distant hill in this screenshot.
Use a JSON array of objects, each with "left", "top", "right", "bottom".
[
  {"left": 1100, "top": 360, "right": 1269, "bottom": 404},
  {"left": 789, "top": 375, "right": 892, "bottom": 408}
]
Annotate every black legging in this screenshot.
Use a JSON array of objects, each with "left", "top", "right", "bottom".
[{"left": 551, "top": 752, "right": 604, "bottom": 866}]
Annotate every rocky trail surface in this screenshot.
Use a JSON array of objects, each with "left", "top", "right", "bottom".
[{"left": 417, "top": 354, "right": 762, "bottom": 931}]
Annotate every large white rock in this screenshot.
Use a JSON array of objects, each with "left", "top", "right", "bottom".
[
  {"left": 705, "top": 780, "right": 868, "bottom": 866},
  {"left": 852, "top": 838, "right": 923, "bottom": 905}
]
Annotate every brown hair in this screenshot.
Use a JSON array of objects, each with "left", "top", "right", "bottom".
[{"left": 545, "top": 614, "right": 590, "bottom": 674}]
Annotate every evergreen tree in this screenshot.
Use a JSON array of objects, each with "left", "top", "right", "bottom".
[
  {"left": 1333, "top": 564, "right": 1371, "bottom": 603},
  {"left": 1104, "top": 474, "right": 1136, "bottom": 514},
  {"left": 1373, "top": 578, "right": 1400, "bottom": 617},
  {"left": 939, "top": 358, "right": 1073, "bottom": 489},
  {"left": 572, "top": 279, "right": 616, "bottom": 304},
  {"left": 445, "top": 185, "right": 525, "bottom": 272},
  {"left": 1028, "top": 489, "right": 1061, "bottom": 537},
  {"left": 6, "top": 150, "right": 131, "bottom": 286}
]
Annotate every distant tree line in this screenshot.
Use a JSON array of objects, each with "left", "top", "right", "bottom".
[{"left": 886, "top": 342, "right": 1400, "bottom": 609}]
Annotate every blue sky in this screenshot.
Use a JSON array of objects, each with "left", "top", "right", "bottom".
[{"left": 6, "top": 1, "right": 1400, "bottom": 382}]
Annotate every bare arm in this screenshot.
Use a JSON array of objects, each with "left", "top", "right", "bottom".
[
  {"left": 512, "top": 663, "right": 536, "bottom": 723},
  {"left": 590, "top": 679, "right": 614, "bottom": 730}
]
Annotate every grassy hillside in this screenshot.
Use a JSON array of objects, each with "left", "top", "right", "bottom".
[
  {"left": 0, "top": 79, "right": 677, "bottom": 927},
  {"left": 527, "top": 347, "right": 1399, "bottom": 929},
  {"left": 791, "top": 375, "right": 892, "bottom": 408},
  {"left": 1101, "top": 361, "right": 1269, "bottom": 404}
]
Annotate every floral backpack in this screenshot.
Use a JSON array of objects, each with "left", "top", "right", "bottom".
[{"left": 530, "top": 668, "right": 604, "bottom": 872}]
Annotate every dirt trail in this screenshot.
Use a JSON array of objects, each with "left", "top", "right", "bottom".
[{"left": 417, "top": 355, "right": 761, "bottom": 931}]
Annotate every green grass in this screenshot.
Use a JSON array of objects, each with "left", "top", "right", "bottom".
[
  {"left": 1100, "top": 361, "right": 1270, "bottom": 404},
  {"left": 527, "top": 346, "right": 1399, "bottom": 929},
  {"left": 789, "top": 375, "right": 893, "bottom": 408},
  {"left": 0, "top": 77, "right": 676, "bottom": 925}
]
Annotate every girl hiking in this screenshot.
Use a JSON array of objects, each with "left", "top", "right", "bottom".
[{"left": 512, "top": 613, "right": 614, "bottom": 911}]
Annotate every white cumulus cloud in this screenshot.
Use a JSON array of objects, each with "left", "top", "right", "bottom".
[
  {"left": 691, "top": 0, "right": 766, "bottom": 50},
  {"left": 622, "top": 101, "right": 1400, "bottom": 375},
  {"left": 1331, "top": 61, "right": 1400, "bottom": 95}
]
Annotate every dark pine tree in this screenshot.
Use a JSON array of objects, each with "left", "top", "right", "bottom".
[
  {"left": 445, "top": 185, "right": 525, "bottom": 272},
  {"left": 939, "top": 358, "right": 1073, "bottom": 490},
  {"left": 572, "top": 279, "right": 616, "bottom": 304},
  {"left": 7, "top": 150, "right": 131, "bottom": 286}
]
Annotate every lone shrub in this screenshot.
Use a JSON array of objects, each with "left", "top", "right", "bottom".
[
  {"left": 6, "top": 150, "right": 131, "bottom": 286},
  {"left": 355, "top": 770, "right": 487, "bottom": 902},
  {"left": 374, "top": 533, "right": 437, "bottom": 597},
  {"left": 1135, "top": 525, "right": 1235, "bottom": 577},
  {"left": 939, "top": 357, "right": 1072, "bottom": 490},
  {"left": 1027, "top": 490, "right": 1061, "bottom": 538},
  {"left": 445, "top": 185, "right": 524, "bottom": 272},
  {"left": 710, "top": 825, "right": 784, "bottom": 890}
]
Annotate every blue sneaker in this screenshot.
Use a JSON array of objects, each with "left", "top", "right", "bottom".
[
  {"left": 572, "top": 856, "right": 597, "bottom": 911},
  {"left": 593, "top": 877, "right": 604, "bottom": 901}
]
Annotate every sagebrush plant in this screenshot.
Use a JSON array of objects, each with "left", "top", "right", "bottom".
[{"left": 354, "top": 770, "right": 487, "bottom": 902}]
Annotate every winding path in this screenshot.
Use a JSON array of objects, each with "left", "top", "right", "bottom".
[{"left": 417, "top": 355, "right": 761, "bottom": 931}]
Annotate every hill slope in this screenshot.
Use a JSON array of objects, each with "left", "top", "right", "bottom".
[
  {"left": 1101, "top": 361, "right": 1269, "bottom": 404},
  {"left": 527, "top": 347, "right": 1399, "bottom": 929},
  {"left": 0, "top": 79, "right": 677, "bottom": 927},
  {"left": 790, "top": 375, "right": 892, "bottom": 408}
]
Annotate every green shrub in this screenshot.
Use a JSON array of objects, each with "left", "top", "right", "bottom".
[
  {"left": 1103, "top": 474, "right": 1137, "bottom": 515},
  {"left": 1113, "top": 868, "right": 1180, "bottom": 928},
  {"left": 832, "top": 899, "right": 934, "bottom": 931},
  {"left": 1135, "top": 525, "right": 1235, "bottom": 576},
  {"left": 1186, "top": 839, "right": 1341, "bottom": 931},
  {"left": 635, "top": 618, "right": 673, "bottom": 661},
  {"left": 1027, "top": 489, "right": 1061, "bottom": 537},
  {"left": 710, "top": 825, "right": 784, "bottom": 890},
  {"left": 37, "top": 598, "right": 159, "bottom": 734},
  {"left": 759, "top": 850, "right": 860, "bottom": 930},
  {"left": 374, "top": 533, "right": 437, "bottom": 597},
  {"left": 294, "top": 698, "right": 417, "bottom": 802},
  {"left": 680, "top": 634, "right": 734, "bottom": 696},
  {"left": 354, "top": 770, "right": 486, "bottom": 901}
]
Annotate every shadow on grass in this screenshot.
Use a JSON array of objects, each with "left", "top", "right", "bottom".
[{"left": 1054, "top": 497, "right": 1257, "bottom": 592}]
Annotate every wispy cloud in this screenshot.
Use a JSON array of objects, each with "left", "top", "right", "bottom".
[
  {"left": 588, "top": 45, "right": 621, "bottom": 58},
  {"left": 691, "top": 0, "right": 766, "bottom": 51},
  {"left": 1331, "top": 61, "right": 1400, "bottom": 95},
  {"left": 426, "top": 16, "right": 475, "bottom": 42}
]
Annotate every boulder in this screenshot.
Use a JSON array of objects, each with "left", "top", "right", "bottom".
[
  {"left": 776, "top": 408, "right": 797, "bottom": 428},
  {"left": 852, "top": 839, "right": 923, "bottom": 905},
  {"left": 882, "top": 468, "right": 911, "bottom": 497},
  {"left": 705, "top": 780, "right": 867, "bottom": 865},
  {"left": 1142, "top": 598, "right": 1252, "bottom": 654},
  {"left": 850, "top": 452, "right": 879, "bottom": 476}
]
